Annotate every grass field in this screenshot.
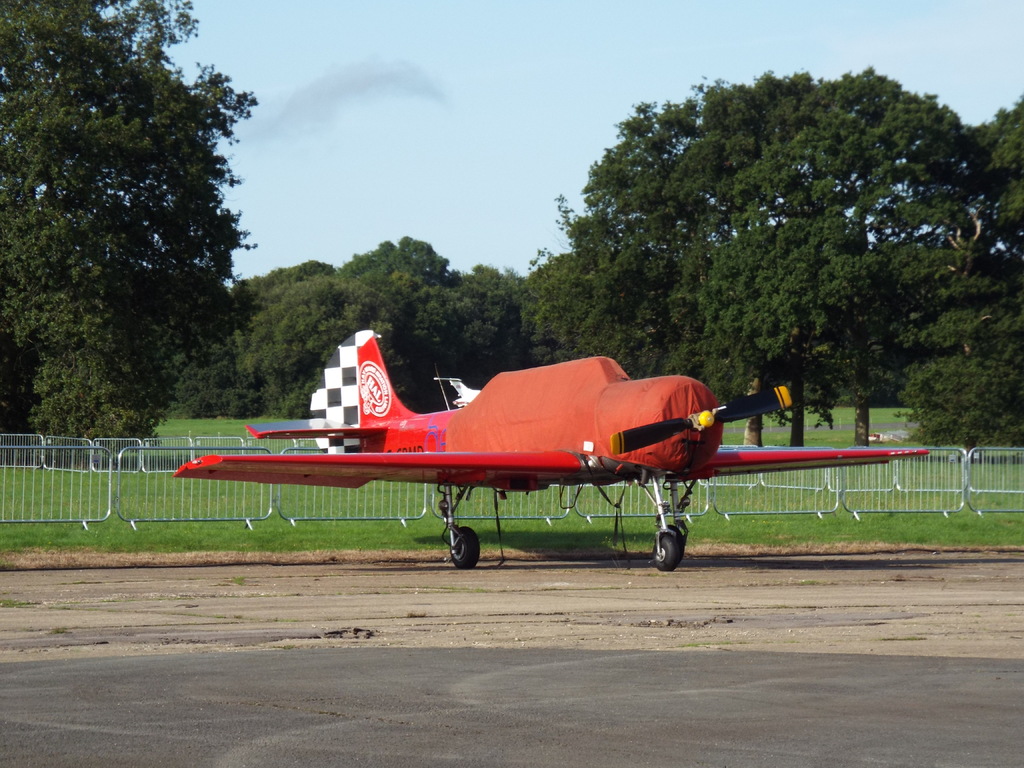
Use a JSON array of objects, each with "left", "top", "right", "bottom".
[{"left": 1, "top": 499, "right": 1022, "bottom": 567}]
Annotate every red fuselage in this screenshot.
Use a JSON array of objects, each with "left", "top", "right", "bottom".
[{"left": 361, "top": 357, "right": 723, "bottom": 476}]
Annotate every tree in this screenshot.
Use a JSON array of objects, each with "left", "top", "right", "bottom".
[
  {"left": 170, "top": 246, "right": 542, "bottom": 420},
  {"left": 338, "top": 237, "right": 458, "bottom": 289},
  {"left": 447, "top": 265, "right": 535, "bottom": 385},
  {"left": 0, "top": 0, "right": 254, "bottom": 436},
  {"left": 901, "top": 98, "right": 1024, "bottom": 447},
  {"left": 235, "top": 264, "right": 354, "bottom": 417},
  {"left": 702, "top": 71, "right": 969, "bottom": 445},
  {"left": 533, "top": 71, "right": 977, "bottom": 446},
  {"left": 529, "top": 101, "right": 708, "bottom": 377}
]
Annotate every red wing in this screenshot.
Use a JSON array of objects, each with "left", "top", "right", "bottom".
[
  {"left": 176, "top": 446, "right": 928, "bottom": 489},
  {"left": 175, "top": 451, "right": 588, "bottom": 491},
  {"left": 694, "top": 446, "right": 929, "bottom": 478}
]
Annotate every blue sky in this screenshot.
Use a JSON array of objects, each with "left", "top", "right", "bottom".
[{"left": 175, "top": 0, "right": 1024, "bottom": 279}]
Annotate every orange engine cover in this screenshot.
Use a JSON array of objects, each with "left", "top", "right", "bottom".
[{"left": 446, "top": 357, "right": 722, "bottom": 473}]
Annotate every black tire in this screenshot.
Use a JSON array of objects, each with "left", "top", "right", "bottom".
[
  {"left": 450, "top": 525, "right": 480, "bottom": 569},
  {"left": 667, "top": 524, "right": 687, "bottom": 556},
  {"left": 653, "top": 529, "right": 683, "bottom": 572}
]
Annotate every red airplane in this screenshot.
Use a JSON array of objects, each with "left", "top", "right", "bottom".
[{"left": 176, "top": 330, "right": 928, "bottom": 571}]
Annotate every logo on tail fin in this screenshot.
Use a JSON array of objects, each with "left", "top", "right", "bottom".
[{"left": 359, "top": 361, "right": 391, "bottom": 417}]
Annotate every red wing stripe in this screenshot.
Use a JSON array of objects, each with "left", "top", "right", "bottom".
[{"left": 176, "top": 451, "right": 587, "bottom": 488}]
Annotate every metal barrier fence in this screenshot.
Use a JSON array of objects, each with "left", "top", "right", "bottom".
[
  {"left": 707, "top": 448, "right": 970, "bottom": 519},
  {"left": 273, "top": 447, "right": 430, "bottom": 524},
  {"left": 841, "top": 448, "right": 967, "bottom": 517},
  {"left": 710, "top": 468, "right": 840, "bottom": 518},
  {"left": 966, "top": 447, "right": 1024, "bottom": 514},
  {"left": 0, "top": 444, "right": 112, "bottom": 527},
  {"left": 115, "top": 446, "right": 276, "bottom": 527},
  {"left": 2, "top": 435, "right": 1024, "bottom": 528}
]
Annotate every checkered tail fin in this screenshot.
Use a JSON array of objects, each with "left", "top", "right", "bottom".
[{"left": 310, "top": 330, "right": 417, "bottom": 430}]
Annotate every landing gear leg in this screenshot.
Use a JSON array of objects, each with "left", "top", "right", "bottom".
[
  {"left": 668, "top": 480, "right": 691, "bottom": 556},
  {"left": 650, "top": 480, "right": 686, "bottom": 572},
  {"left": 438, "top": 485, "right": 480, "bottom": 569}
]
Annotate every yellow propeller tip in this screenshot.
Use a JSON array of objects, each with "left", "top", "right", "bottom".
[{"left": 774, "top": 386, "right": 793, "bottom": 409}]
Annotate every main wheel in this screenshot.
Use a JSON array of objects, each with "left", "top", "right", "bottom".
[
  {"left": 667, "top": 523, "right": 687, "bottom": 555},
  {"left": 653, "top": 528, "right": 684, "bottom": 572},
  {"left": 450, "top": 525, "right": 480, "bottom": 569}
]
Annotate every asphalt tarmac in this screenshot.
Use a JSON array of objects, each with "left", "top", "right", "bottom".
[
  {"left": 1, "top": 553, "right": 1023, "bottom": 766},
  {"left": 2, "top": 648, "right": 1021, "bottom": 767}
]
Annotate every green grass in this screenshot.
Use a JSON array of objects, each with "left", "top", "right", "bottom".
[
  {"left": 1, "top": 503, "right": 1022, "bottom": 563},
  {"left": 157, "top": 417, "right": 265, "bottom": 441}
]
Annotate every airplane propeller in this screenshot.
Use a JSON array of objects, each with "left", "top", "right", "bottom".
[{"left": 609, "top": 385, "right": 792, "bottom": 454}]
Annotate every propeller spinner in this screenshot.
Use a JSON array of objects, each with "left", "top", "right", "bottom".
[{"left": 609, "top": 385, "right": 792, "bottom": 454}]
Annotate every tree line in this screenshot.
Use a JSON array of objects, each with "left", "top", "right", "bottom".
[
  {"left": 532, "top": 71, "right": 1024, "bottom": 448},
  {"left": 2, "top": 3, "right": 1022, "bottom": 447},
  {"left": 170, "top": 241, "right": 535, "bottom": 419}
]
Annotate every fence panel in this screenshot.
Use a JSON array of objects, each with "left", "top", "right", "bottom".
[
  {"left": 0, "top": 445, "right": 112, "bottom": 526},
  {"left": 424, "top": 481, "right": 710, "bottom": 523},
  {"left": 841, "top": 449, "right": 966, "bottom": 517},
  {"left": 140, "top": 437, "right": 194, "bottom": 472},
  {"left": 436, "top": 485, "right": 574, "bottom": 522},
  {"left": 116, "top": 445, "right": 274, "bottom": 525},
  {"left": 193, "top": 436, "right": 245, "bottom": 448},
  {"left": 278, "top": 483, "right": 430, "bottom": 523},
  {"left": 93, "top": 438, "right": 143, "bottom": 472},
  {"left": 967, "top": 448, "right": 1024, "bottom": 514},
  {"left": 569, "top": 481, "right": 713, "bottom": 522},
  {"left": 43, "top": 437, "right": 91, "bottom": 470},
  {"left": 711, "top": 469, "right": 840, "bottom": 517},
  {"left": 273, "top": 448, "right": 428, "bottom": 522},
  {"left": 0, "top": 434, "right": 44, "bottom": 469}
]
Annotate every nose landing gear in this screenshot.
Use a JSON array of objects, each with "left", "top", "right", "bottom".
[{"left": 648, "top": 478, "right": 692, "bottom": 572}]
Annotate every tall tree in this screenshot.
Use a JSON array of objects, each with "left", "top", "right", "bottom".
[
  {"left": 236, "top": 264, "right": 354, "bottom": 417},
  {"left": 529, "top": 101, "right": 708, "bottom": 377},
  {"left": 901, "top": 97, "right": 1024, "bottom": 447},
  {"left": 183, "top": 249, "right": 540, "bottom": 420},
  {"left": 447, "top": 265, "right": 535, "bottom": 385},
  {"left": 702, "top": 71, "right": 968, "bottom": 445},
  {"left": 534, "top": 71, "right": 975, "bottom": 446},
  {"left": 0, "top": 0, "right": 254, "bottom": 436}
]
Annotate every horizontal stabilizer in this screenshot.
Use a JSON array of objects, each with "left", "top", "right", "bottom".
[{"left": 246, "top": 419, "right": 386, "bottom": 440}]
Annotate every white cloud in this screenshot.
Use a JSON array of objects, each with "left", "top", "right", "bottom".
[{"left": 251, "top": 59, "right": 447, "bottom": 140}]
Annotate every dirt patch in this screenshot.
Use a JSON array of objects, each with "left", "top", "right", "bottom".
[{"left": 1, "top": 551, "right": 1022, "bottom": 663}]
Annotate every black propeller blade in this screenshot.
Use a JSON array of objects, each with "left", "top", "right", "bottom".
[
  {"left": 609, "top": 418, "right": 692, "bottom": 456},
  {"left": 609, "top": 385, "right": 792, "bottom": 454},
  {"left": 713, "top": 386, "right": 793, "bottom": 424}
]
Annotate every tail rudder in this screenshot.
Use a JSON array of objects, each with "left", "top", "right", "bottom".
[{"left": 310, "top": 330, "right": 416, "bottom": 429}]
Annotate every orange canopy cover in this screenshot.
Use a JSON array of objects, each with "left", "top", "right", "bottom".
[{"left": 446, "top": 357, "right": 722, "bottom": 472}]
